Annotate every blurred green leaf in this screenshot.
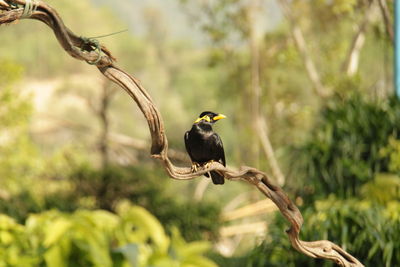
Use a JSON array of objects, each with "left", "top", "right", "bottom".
[
  {"left": 43, "top": 218, "right": 71, "bottom": 247},
  {"left": 0, "top": 202, "right": 217, "bottom": 266}
]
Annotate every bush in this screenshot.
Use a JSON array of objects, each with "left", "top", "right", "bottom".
[
  {"left": 0, "top": 202, "right": 218, "bottom": 267},
  {"left": 242, "top": 93, "right": 400, "bottom": 266},
  {"left": 243, "top": 195, "right": 400, "bottom": 267},
  {"left": 44, "top": 164, "right": 222, "bottom": 242},
  {"left": 0, "top": 150, "right": 222, "bottom": 243},
  {"left": 294, "top": 93, "right": 400, "bottom": 199}
]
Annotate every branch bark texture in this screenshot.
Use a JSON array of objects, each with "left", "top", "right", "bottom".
[{"left": 0, "top": 1, "right": 363, "bottom": 266}]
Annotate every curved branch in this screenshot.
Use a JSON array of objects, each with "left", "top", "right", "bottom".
[{"left": 0, "top": 1, "right": 363, "bottom": 266}]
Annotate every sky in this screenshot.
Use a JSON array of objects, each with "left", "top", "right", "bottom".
[
  {"left": 91, "top": 0, "right": 283, "bottom": 45},
  {"left": 92, "top": 0, "right": 203, "bottom": 42}
]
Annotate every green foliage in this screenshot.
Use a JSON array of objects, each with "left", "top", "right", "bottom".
[
  {"left": 0, "top": 158, "right": 222, "bottom": 243},
  {"left": 360, "top": 173, "right": 400, "bottom": 204},
  {"left": 0, "top": 60, "right": 23, "bottom": 87},
  {"left": 295, "top": 93, "right": 400, "bottom": 199},
  {"left": 0, "top": 60, "right": 46, "bottom": 222},
  {"left": 65, "top": 164, "right": 222, "bottom": 242},
  {"left": 0, "top": 202, "right": 217, "bottom": 267},
  {"left": 0, "top": 145, "right": 91, "bottom": 222},
  {"left": 252, "top": 93, "right": 400, "bottom": 266},
  {"left": 243, "top": 195, "right": 400, "bottom": 267},
  {"left": 380, "top": 137, "right": 400, "bottom": 174},
  {"left": 0, "top": 60, "right": 29, "bottom": 128}
]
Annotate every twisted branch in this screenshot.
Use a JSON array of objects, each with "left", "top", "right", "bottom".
[{"left": 0, "top": 1, "right": 363, "bottom": 266}]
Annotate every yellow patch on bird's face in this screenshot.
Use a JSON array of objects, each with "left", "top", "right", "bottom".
[{"left": 194, "top": 115, "right": 211, "bottom": 123}]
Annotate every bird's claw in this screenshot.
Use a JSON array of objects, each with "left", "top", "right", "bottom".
[
  {"left": 191, "top": 162, "right": 201, "bottom": 172},
  {"left": 191, "top": 160, "right": 216, "bottom": 173},
  {"left": 204, "top": 160, "right": 215, "bottom": 169}
]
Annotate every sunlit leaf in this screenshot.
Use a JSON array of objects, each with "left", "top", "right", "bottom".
[{"left": 43, "top": 218, "right": 71, "bottom": 248}]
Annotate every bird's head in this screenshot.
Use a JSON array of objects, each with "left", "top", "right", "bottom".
[{"left": 194, "top": 111, "right": 226, "bottom": 124}]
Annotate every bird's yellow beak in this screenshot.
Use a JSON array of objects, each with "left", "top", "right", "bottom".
[{"left": 213, "top": 114, "right": 226, "bottom": 121}]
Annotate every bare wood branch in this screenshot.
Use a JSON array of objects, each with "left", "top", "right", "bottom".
[
  {"left": 0, "top": 1, "right": 363, "bottom": 266},
  {"left": 109, "top": 133, "right": 189, "bottom": 163},
  {"left": 248, "top": 0, "right": 285, "bottom": 185},
  {"left": 248, "top": 0, "right": 262, "bottom": 164},
  {"left": 377, "top": 0, "right": 394, "bottom": 43},
  {"left": 31, "top": 117, "right": 189, "bottom": 163},
  {"left": 220, "top": 221, "right": 267, "bottom": 237},
  {"left": 221, "top": 199, "right": 277, "bottom": 221},
  {"left": 278, "top": 0, "right": 330, "bottom": 98},
  {"left": 193, "top": 178, "right": 210, "bottom": 201},
  {"left": 341, "top": 2, "right": 374, "bottom": 76},
  {"left": 98, "top": 80, "right": 114, "bottom": 168},
  {"left": 257, "top": 117, "right": 286, "bottom": 186}
]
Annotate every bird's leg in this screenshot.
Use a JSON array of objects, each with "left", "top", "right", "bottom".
[
  {"left": 191, "top": 162, "right": 201, "bottom": 172},
  {"left": 204, "top": 160, "right": 215, "bottom": 169}
]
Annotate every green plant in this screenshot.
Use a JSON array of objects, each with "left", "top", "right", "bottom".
[
  {"left": 380, "top": 136, "right": 400, "bottom": 174},
  {"left": 54, "top": 164, "right": 222, "bottom": 242},
  {"left": 295, "top": 93, "right": 400, "bottom": 199},
  {"left": 0, "top": 201, "right": 218, "bottom": 267},
  {"left": 360, "top": 173, "right": 400, "bottom": 204},
  {"left": 243, "top": 196, "right": 400, "bottom": 267},
  {"left": 0, "top": 60, "right": 45, "bottom": 220}
]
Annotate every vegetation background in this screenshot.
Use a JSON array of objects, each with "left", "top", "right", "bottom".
[{"left": 0, "top": 0, "right": 398, "bottom": 266}]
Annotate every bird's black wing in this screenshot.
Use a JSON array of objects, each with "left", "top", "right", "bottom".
[
  {"left": 209, "top": 133, "right": 225, "bottom": 184},
  {"left": 184, "top": 131, "right": 193, "bottom": 161},
  {"left": 211, "top": 133, "right": 225, "bottom": 166}
]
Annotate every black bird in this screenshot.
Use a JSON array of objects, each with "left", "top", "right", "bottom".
[{"left": 184, "top": 111, "right": 226, "bottom": 185}]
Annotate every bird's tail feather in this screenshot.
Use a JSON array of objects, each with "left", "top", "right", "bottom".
[{"left": 210, "top": 171, "right": 224, "bottom": 185}]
